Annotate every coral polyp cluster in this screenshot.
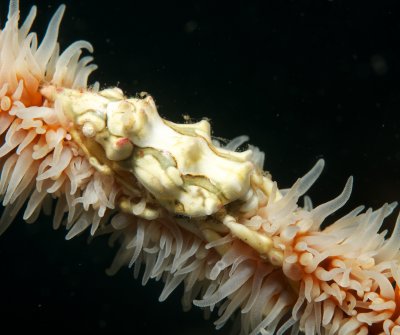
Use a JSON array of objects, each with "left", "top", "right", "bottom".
[{"left": 1, "top": 1, "right": 400, "bottom": 334}]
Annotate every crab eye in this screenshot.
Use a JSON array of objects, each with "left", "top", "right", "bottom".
[
  {"left": 82, "top": 121, "right": 96, "bottom": 137},
  {"left": 76, "top": 110, "right": 106, "bottom": 135}
]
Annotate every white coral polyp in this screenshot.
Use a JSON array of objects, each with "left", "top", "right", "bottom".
[
  {"left": 237, "top": 163, "right": 400, "bottom": 334},
  {"left": 1, "top": 2, "right": 400, "bottom": 335},
  {"left": 0, "top": 1, "right": 114, "bottom": 233}
]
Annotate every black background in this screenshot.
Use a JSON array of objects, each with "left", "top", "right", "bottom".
[{"left": 0, "top": 0, "right": 400, "bottom": 334}]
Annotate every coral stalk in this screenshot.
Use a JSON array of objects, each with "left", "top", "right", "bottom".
[{"left": 0, "top": 1, "right": 399, "bottom": 334}]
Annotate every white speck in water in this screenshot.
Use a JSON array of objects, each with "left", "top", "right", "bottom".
[
  {"left": 184, "top": 20, "right": 198, "bottom": 34},
  {"left": 371, "top": 54, "right": 388, "bottom": 75}
]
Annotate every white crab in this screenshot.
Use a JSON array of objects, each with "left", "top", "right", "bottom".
[{"left": 41, "top": 85, "right": 283, "bottom": 264}]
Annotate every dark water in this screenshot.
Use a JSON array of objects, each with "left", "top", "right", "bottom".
[{"left": 0, "top": 0, "right": 400, "bottom": 334}]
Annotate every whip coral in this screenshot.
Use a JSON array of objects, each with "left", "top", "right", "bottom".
[{"left": 1, "top": 1, "right": 399, "bottom": 334}]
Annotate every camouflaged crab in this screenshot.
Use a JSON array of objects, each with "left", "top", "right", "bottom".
[{"left": 40, "top": 85, "right": 283, "bottom": 265}]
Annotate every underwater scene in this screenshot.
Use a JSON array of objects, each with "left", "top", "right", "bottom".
[{"left": 0, "top": 0, "right": 399, "bottom": 334}]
